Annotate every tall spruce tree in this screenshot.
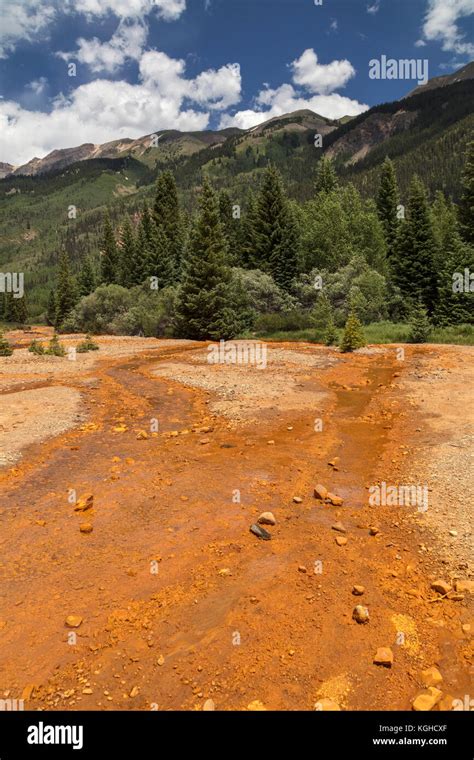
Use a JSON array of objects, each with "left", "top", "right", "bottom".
[
  {"left": 253, "top": 165, "right": 299, "bottom": 290},
  {"left": 153, "top": 171, "right": 183, "bottom": 279},
  {"left": 147, "top": 223, "right": 174, "bottom": 288},
  {"left": 433, "top": 201, "right": 474, "bottom": 326},
  {"left": 3, "top": 292, "right": 28, "bottom": 324},
  {"left": 239, "top": 191, "right": 258, "bottom": 268},
  {"left": 46, "top": 289, "right": 56, "bottom": 326},
  {"left": 119, "top": 215, "right": 137, "bottom": 287},
  {"left": 132, "top": 220, "right": 152, "bottom": 286},
  {"left": 99, "top": 213, "right": 119, "bottom": 284},
  {"left": 459, "top": 140, "right": 474, "bottom": 245},
  {"left": 78, "top": 255, "right": 96, "bottom": 297},
  {"left": 218, "top": 189, "right": 240, "bottom": 265},
  {"left": 55, "top": 252, "right": 76, "bottom": 328},
  {"left": 391, "top": 175, "right": 438, "bottom": 315},
  {"left": 376, "top": 157, "right": 400, "bottom": 259},
  {"left": 175, "top": 180, "right": 245, "bottom": 340},
  {"left": 314, "top": 156, "right": 339, "bottom": 195}
]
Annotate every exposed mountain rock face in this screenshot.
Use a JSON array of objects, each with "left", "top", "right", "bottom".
[
  {"left": 407, "top": 61, "right": 474, "bottom": 98},
  {"left": 326, "top": 110, "right": 418, "bottom": 166},
  {"left": 0, "top": 162, "right": 14, "bottom": 179}
]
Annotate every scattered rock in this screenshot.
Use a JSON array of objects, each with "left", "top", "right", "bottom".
[
  {"left": 199, "top": 438, "right": 210, "bottom": 445},
  {"left": 129, "top": 686, "right": 139, "bottom": 698},
  {"left": 454, "top": 580, "right": 474, "bottom": 594},
  {"left": 203, "top": 699, "right": 215, "bottom": 711},
  {"left": 373, "top": 647, "right": 393, "bottom": 667},
  {"left": 218, "top": 568, "right": 231, "bottom": 577},
  {"left": 352, "top": 585, "right": 365, "bottom": 596},
  {"left": 335, "top": 536, "right": 348, "bottom": 546},
  {"left": 352, "top": 605, "right": 369, "bottom": 624},
  {"left": 35, "top": 520, "right": 46, "bottom": 527},
  {"left": 326, "top": 493, "right": 343, "bottom": 506},
  {"left": 74, "top": 493, "right": 94, "bottom": 512},
  {"left": 250, "top": 524, "right": 271, "bottom": 541},
  {"left": 412, "top": 687, "right": 443, "bottom": 712},
  {"left": 421, "top": 666, "right": 443, "bottom": 687},
  {"left": 157, "top": 655, "right": 165, "bottom": 666},
  {"left": 258, "top": 512, "right": 276, "bottom": 526},
  {"left": 79, "top": 523, "right": 93, "bottom": 534},
  {"left": 298, "top": 565, "right": 307, "bottom": 574},
  {"left": 332, "top": 522, "right": 346, "bottom": 534},
  {"left": 247, "top": 700, "right": 266, "bottom": 711},
  {"left": 328, "top": 457, "right": 340, "bottom": 468},
  {"left": 438, "top": 694, "right": 455, "bottom": 711},
  {"left": 449, "top": 530, "right": 458, "bottom": 537},
  {"left": 293, "top": 496, "right": 303, "bottom": 504},
  {"left": 431, "top": 580, "right": 452, "bottom": 595},
  {"left": 21, "top": 684, "right": 36, "bottom": 701},
  {"left": 136, "top": 430, "right": 149, "bottom": 440},
  {"left": 314, "top": 484, "right": 328, "bottom": 500},
  {"left": 65, "top": 615, "right": 83, "bottom": 628},
  {"left": 369, "top": 526, "right": 380, "bottom": 536},
  {"left": 315, "top": 698, "right": 340, "bottom": 711}
]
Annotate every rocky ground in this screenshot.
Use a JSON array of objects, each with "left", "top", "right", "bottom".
[{"left": 0, "top": 329, "right": 472, "bottom": 712}]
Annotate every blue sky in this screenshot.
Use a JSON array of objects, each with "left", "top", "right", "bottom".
[{"left": 0, "top": 0, "right": 472, "bottom": 165}]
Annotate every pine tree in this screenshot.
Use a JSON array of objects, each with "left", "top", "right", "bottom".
[
  {"left": 4, "top": 292, "right": 28, "bottom": 324},
  {"left": 118, "top": 215, "right": 137, "bottom": 287},
  {"left": 253, "top": 165, "right": 299, "bottom": 290},
  {"left": 376, "top": 157, "right": 400, "bottom": 259},
  {"left": 408, "top": 302, "right": 432, "bottom": 343},
  {"left": 55, "top": 252, "right": 76, "bottom": 329},
  {"left": 218, "top": 190, "right": 240, "bottom": 265},
  {"left": 46, "top": 289, "right": 56, "bottom": 326},
  {"left": 324, "top": 315, "right": 338, "bottom": 346},
  {"left": 99, "top": 213, "right": 119, "bottom": 284},
  {"left": 314, "top": 156, "right": 339, "bottom": 195},
  {"left": 311, "top": 291, "right": 332, "bottom": 339},
  {"left": 340, "top": 311, "right": 366, "bottom": 352},
  {"left": 153, "top": 171, "right": 183, "bottom": 279},
  {"left": 459, "top": 140, "right": 474, "bottom": 245},
  {"left": 175, "top": 180, "right": 245, "bottom": 340},
  {"left": 0, "top": 329, "right": 13, "bottom": 356},
  {"left": 147, "top": 223, "right": 174, "bottom": 288},
  {"left": 434, "top": 205, "right": 474, "bottom": 326},
  {"left": 132, "top": 220, "right": 152, "bottom": 285},
  {"left": 239, "top": 191, "right": 258, "bottom": 268},
  {"left": 78, "top": 255, "right": 96, "bottom": 297},
  {"left": 391, "top": 175, "right": 438, "bottom": 315}
]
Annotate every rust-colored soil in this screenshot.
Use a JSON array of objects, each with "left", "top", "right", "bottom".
[{"left": 0, "top": 335, "right": 472, "bottom": 711}]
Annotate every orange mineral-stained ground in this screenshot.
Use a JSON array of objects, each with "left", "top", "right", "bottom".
[{"left": 0, "top": 330, "right": 472, "bottom": 711}]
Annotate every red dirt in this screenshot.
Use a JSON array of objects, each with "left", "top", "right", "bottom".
[{"left": 0, "top": 339, "right": 472, "bottom": 711}]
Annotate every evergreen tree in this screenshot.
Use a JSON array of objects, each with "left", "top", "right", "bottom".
[
  {"left": 239, "top": 191, "right": 258, "bottom": 268},
  {"left": 0, "top": 329, "right": 13, "bottom": 356},
  {"left": 118, "top": 215, "right": 137, "bottom": 287},
  {"left": 153, "top": 171, "right": 183, "bottom": 278},
  {"left": 340, "top": 311, "right": 366, "bottom": 352},
  {"left": 99, "top": 213, "right": 119, "bottom": 284},
  {"left": 376, "top": 157, "right": 400, "bottom": 259},
  {"left": 218, "top": 189, "right": 240, "bottom": 265},
  {"left": 459, "top": 140, "right": 474, "bottom": 245},
  {"left": 408, "top": 302, "right": 432, "bottom": 343},
  {"left": 391, "top": 175, "right": 438, "bottom": 315},
  {"left": 314, "top": 156, "right": 339, "bottom": 195},
  {"left": 311, "top": 291, "right": 332, "bottom": 339},
  {"left": 175, "top": 180, "right": 245, "bottom": 340},
  {"left": 324, "top": 316, "right": 338, "bottom": 346},
  {"left": 132, "top": 221, "right": 152, "bottom": 286},
  {"left": 78, "top": 255, "right": 96, "bottom": 297},
  {"left": 147, "top": 223, "right": 174, "bottom": 288},
  {"left": 3, "top": 292, "right": 28, "bottom": 324},
  {"left": 46, "top": 289, "right": 56, "bottom": 327},
  {"left": 253, "top": 165, "right": 299, "bottom": 290},
  {"left": 55, "top": 252, "right": 76, "bottom": 329},
  {"left": 434, "top": 205, "right": 474, "bottom": 326}
]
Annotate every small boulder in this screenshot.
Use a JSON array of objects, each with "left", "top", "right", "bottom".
[
  {"left": 65, "top": 615, "right": 83, "bottom": 628},
  {"left": 79, "top": 523, "right": 93, "bottom": 534},
  {"left": 431, "top": 580, "right": 452, "bottom": 595},
  {"left": 373, "top": 647, "right": 393, "bottom": 668},
  {"left": 454, "top": 580, "right": 474, "bottom": 594},
  {"left": 421, "top": 666, "right": 443, "bottom": 687},
  {"left": 293, "top": 496, "right": 303, "bottom": 504},
  {"left": 353, "top": 605, "right": 369, "bottom": 624},
  {"left": 332, "top": 522, "right": 346, "bottom": 534},
  {"left": 326, "top": 493, "right": 343, "bottom": 506},
  {"left": 315, "top": 698, "right": 340, "bottom": 711},
  {"left": 250, "top": 524, "right": 271, "bottom": 541},
  {"left": 314, "top": 484, "right": 328, "bottom": 500},
  {"left": 247, "top": 700, "right": 266, "bottom": 711},
  {"left": 335, "top": 536, "right": 348, "bottom": 546},
  {"left": 258, "top": 512, "right": 276, "bottom": 526},
  {"left": 352, "top": 585, "right": 365, "bottom": 596},
  {"left": 203, "top": 699, "right": 215, "bottom": 711},
  {"left": 412, "top": 687, "right": 443, "bottom": 712}
]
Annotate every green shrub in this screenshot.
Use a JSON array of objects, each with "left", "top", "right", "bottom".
[
  {"left": 46, "top": 334, "right": 66, "bottom": 356},
  {"left": 28, "top": 339, "right": 45, "bottom": 355},
  {"left": 340, "top": 312, "right": 366, "bottom": 352},
  {"left": 324, "top": 316, "right": 338, "bottom": 346},
  {"left": 408, "top": 302, "right": 432, "bottom": 343},
  {"left": 0, "top": 330, "right": 13, "bottom": 356},
  {"left": 76, "top": 333, "right": 99, "bottom": 353},
  {"left": 255, "top": 309, "right": 312, "bottom": 334}
]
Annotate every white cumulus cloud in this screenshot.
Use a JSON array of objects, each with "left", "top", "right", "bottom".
[
  {"left": 420, "top": 0, "right": 474, "bottom": 56},
  {"left": 0, "top": 51, "right": 241, "bottom": 165},
  {"left": 220, "top": 49, "right": 367, "bottom": 130},
  {"left": 58, "top": 20, "right": 148, "bottom": 73}
]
